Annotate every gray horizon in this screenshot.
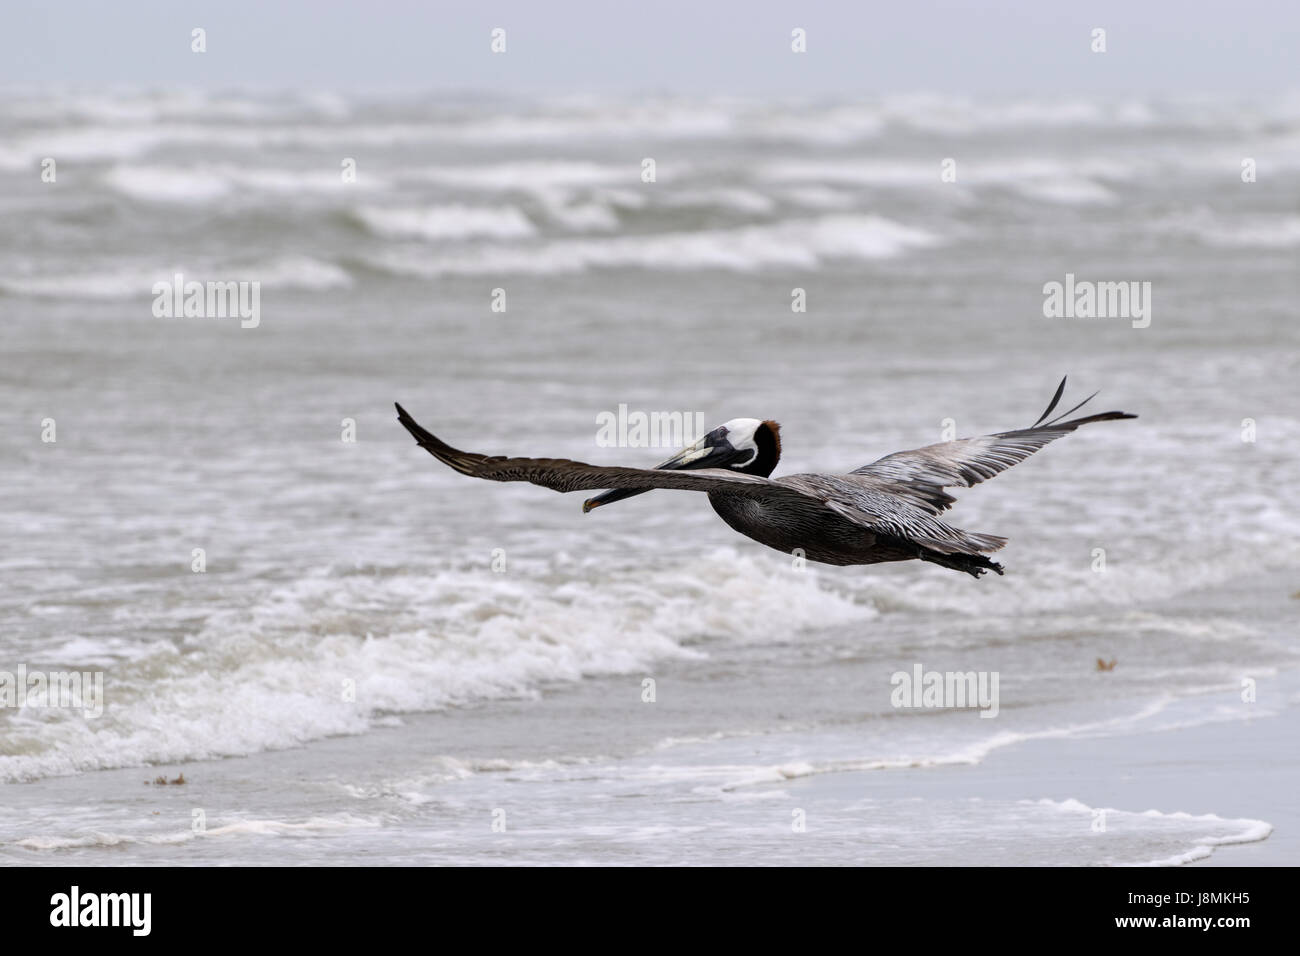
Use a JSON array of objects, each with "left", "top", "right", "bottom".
[{"left": 4, "top": 0, "right": 1298, "bottom": 97}]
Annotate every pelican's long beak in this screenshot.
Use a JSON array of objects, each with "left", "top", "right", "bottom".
[{"left": 582, "top": 433, "right": 744, "bottom": 513}]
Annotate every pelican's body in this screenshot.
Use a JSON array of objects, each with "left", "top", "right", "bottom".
[
  {"left": 705, "top": 479, "right": 980, "bottom": 570},
  {"left": 396, "top": 378, "right": 1134, "bottom": 578}
]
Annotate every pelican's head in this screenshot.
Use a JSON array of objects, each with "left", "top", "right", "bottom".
[{"left": 583, "top": 418, "right": 781, "bottom": 512}]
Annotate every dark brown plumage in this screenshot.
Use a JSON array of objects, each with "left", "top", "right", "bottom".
[{"left": 396, "top": 377, "right": 1135, "bottom": 578}]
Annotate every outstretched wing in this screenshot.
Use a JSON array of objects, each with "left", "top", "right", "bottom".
[
  {"left": 399, "top": 404, "right": 1007, "bottom": 554},
  {"left": 850, "top": 377, "right": 1136, "bottom": 513},
  {"left": 396, "top": 402, "right": 803, "bottom": 502}
]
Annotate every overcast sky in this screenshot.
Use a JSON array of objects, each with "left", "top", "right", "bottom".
[{"left": 3, "top": 0, "right": 1296, "bottom": 97}]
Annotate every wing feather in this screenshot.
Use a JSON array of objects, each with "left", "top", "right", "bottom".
[
  {"left": 850, "top": 378, "right": 1135, "bottom": 513},
  {"left": 396, "top": 403, "right": 798, "bottom": 501}
]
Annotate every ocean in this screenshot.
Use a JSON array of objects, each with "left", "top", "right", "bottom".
[{"left": 1, "top": 90, "right": 1297, "bottom": 864}]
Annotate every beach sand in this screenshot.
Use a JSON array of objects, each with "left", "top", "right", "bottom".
[{"left": 2, "top": 653, "right": 1291, "bottom": 866}]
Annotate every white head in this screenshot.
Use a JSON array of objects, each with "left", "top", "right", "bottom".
[
  {"left": 712, "top": 418, "right": 765, "bottom": 468},
  {"left": 583, "top": 416, "right": 783, "bottom": 511}
]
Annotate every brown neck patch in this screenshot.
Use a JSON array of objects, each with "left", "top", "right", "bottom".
[
  {"left": 751, "top": 420, "right": 781, "bottom": 476},
  {"left": 761, "top": 421, "right": 781, "bottom": 458}
]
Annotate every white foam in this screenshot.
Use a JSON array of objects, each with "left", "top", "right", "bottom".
[
  {"left": 759, "top": 157, "right": 1132, "bottom": 205},
  {"left": 0, "top": 549, "right": 874, "bottom": 782},
  {"left": 364, "top": 214, "right": 940, "bottom": 277},
  {"left": 1029, "top": 797, "right": 1273, "bottom": 866},
  {"left": 534, "top": 190, "right": 621, "bottom": 231},
  {"left": 102, "top": 165, "right": 232, "bottom": 203},
  {"left": 5, "top": 94, "right": 1299, "bottom": 175},
  {"left": 409, "top": 160, "right": 643, "bottom": 192},
  {"left": 0, "top": 255, "right": 350, "bottom": 300},
  {"left": 352, "top": 204, "right": 536, "bottom": 241},
  {"left": 13, "top": 813, "right": 384, "bottom": 850},
  {"left": 780, "top": 185, "right": 859, "bottom": 209},
  {"left": 0, "top": 269, "right": 152, "bottom": 300},
  {"left": 1010, "top": 177, "right": 1117, "bottom": 205},
  {"left": 1154, "top": 209, "right": 1300, "bottom": 248},
  {"left": 620, "top": 691, "right": 1276, "bottom": 800},
  {"left": 253, "top": 255, "right": 353, "bottom": 290},
  {"left": 102, "top": 163, "right": 382, "bottom": 203}
]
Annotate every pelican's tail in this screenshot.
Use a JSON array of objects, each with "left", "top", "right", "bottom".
[{"left": 963, "top": 531, "right": 1009, "bottom": 553}]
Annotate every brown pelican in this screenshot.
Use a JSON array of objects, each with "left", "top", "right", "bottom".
[{"left": 395, "top": 378, "right": 1134, "bottom": 578}]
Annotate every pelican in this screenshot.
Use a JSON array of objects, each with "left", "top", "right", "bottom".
[{"left": 395, "top": 378, "right": 1135, "bottom": 578}]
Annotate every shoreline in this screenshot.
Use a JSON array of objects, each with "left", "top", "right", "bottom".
[{"left": 2, "top": 671, "right": 1292, "bottom": 866}]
